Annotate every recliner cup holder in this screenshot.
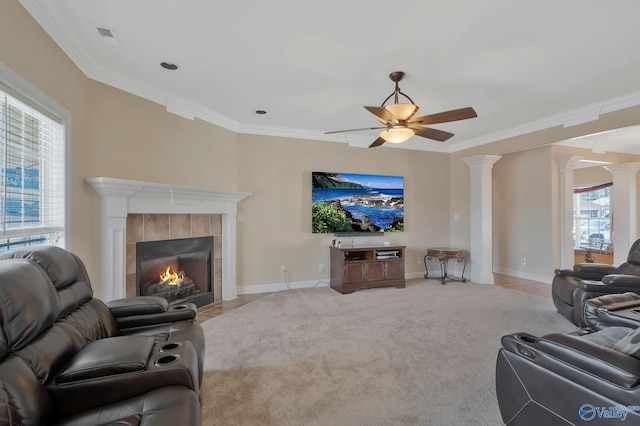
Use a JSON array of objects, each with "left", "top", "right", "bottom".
[
  {"left": 172, "top": 305, "right": 187, "bottom": 310},
  {"left": 155, "top": 354, "right": 180, "bottom": 366},
  {"left": 160, "top": 342, "right": 182, "bottom": 351}
]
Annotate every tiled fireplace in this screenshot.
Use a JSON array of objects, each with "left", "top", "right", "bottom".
[
  {"left": 87, "top": 177, "right": 250, "bottom": 303},
  {"left": 127, "top": 215, "right": 219, "bottom": 306}
]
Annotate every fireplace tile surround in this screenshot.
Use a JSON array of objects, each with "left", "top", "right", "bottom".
[
  {"left": 125, "top": 214, "right": 222, "bottom": 300},
  {"left": 87, "top": 177, "right": 250, "bottom": 303}
]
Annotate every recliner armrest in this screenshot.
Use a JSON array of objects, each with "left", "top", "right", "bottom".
[
  {"left": 578, "top": 274, "right": 640, "bottom": 296},
  {"left": 55, "top": 335, "right": 155, "bottom": 383},
  {"left": 554, "top": 263, "right": 616, "bottom": 280},
  {"left": 602, "top": 274, "right": 640, "bottom": 288},
  {"left": 47, "top": 337, "right": 200, "bottom": 418},
  {"left": 107, "top": 296, "right": 169, "bottom": 317},
  {"left": 107, "top": 297, "right": 197, "bottom": 330},
  {"left": 574, "top": 263, "right": 617, "bottom": 276},
  {"left": 115, "top": 306, "right": 197, "bottom": 330},
  {"left": 501, "top": 332, "right": 640, "bottom": 389},
  {"left": 577, "top": 279, "right": 609, "bottom": 293}
]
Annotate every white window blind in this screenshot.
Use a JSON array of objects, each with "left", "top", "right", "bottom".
[{"left": 0, "top": 90, "right": 65, "bottom": 251}]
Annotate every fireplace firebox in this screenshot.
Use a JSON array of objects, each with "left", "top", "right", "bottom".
[{"left": 136, "top": 236, "right": 214, "bottom": 307}]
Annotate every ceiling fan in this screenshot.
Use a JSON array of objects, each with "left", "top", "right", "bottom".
[{"left": 325, "top": 71, "right": 477, "bottom": 148}]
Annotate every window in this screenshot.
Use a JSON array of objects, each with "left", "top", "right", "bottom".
[
  {"left": 573, "top": 183, "right": 611, "bottom": 248},
  {"left": 0, "top": 67, "right": 67, "bottom": 252}
]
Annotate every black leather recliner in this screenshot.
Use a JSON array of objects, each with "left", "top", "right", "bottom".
[
  {"left": 0, "top": 246, "right": 205, "bottom": 425},
  {"left": 552, "top": 238, "right": 640, "bottom": 327}
]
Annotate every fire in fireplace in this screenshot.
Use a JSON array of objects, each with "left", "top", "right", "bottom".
[{"left": 136, "top": 236, "right": 214, "bottom": 307}]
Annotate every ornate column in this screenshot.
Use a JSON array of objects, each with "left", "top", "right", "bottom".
[
  {"left": 463, "top": 155, "right": 501, "bottom": 284},
  {"left": 604, "top": 163, "right": 640, "bottom": 265},
  {"left": 557, "top": 156, "right": 583, "bottom": 269}
]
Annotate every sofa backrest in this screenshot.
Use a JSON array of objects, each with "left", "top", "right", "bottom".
[
  {"left": 1, "top": 245, "right": 92, "bottom": 315},
  {"left": 627, "top": 238, "right": 640, "bottom": 265},
  {"left": 0, "top": 259, "right": 61, "bottom": 356},
  {"left": 1, "top": 245, "right": 120, "bottom": 341},
  {"left": 0, "top": 259, "right": 60, "bottom": 425}
]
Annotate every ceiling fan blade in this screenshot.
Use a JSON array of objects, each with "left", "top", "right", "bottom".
[
  {"left": 364, "top": 106, "right": 399, "bottom": 124},
  {"left": 325, "top": 126, "right": 386, "bottom": 135},
  {"left": 369, "top": 137, "right": 386, "bottom": 148},
  {"left": 409, "top": 107, "right": 477, "bottom": 126},
  {"left": 410, "top": 126, "right": 454, "bottom": 142}
]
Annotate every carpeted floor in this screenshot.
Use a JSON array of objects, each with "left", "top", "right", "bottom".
[{"left": 200, "top": 279, "right": 578, "bottom": 425}]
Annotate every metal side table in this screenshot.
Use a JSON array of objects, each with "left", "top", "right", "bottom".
[{"left": 424, "top": 248, "right": 467, "bottom": 284}]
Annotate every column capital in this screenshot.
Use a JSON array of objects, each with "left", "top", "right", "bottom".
[
  {"left": 462, "top": 155, "right": 502, "bottom": 169},
  {"left": 556, "top": 155, "right": 583, "bottom": 174}
]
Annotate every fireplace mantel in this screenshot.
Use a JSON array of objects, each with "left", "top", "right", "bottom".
[{"left": 87, "top": 177, "right": 250, "bottom": 302}]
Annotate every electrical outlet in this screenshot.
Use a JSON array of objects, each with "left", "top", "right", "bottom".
[
  {"left": 521, "top": 257, "right": 527, "bottom": 267},
  {"left": 417, "top": 257, "right": 422, "bottom": 264},
  {"left": 319, "top": 263, "right": 325, "bottom": 273},
  {"left": 280, "top": 265, "right": 286, "bottom": 273}
]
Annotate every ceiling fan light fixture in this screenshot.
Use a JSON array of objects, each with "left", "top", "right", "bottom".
[
  {"left": 384, "top": 103, "right": 418, "bottom": 121},
  {"left": 324, "top": 71, "right": 477, "bottom": 148},
  {"left": 380, "top": 127, "right": 415, "bottom": 143}
]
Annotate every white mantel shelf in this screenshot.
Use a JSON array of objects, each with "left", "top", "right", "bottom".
[{"left": 87, "top": 177, "right": 251, "bottom": 302}]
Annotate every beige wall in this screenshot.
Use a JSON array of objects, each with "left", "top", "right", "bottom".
[
  {"left": 1, "top": 0, "right": 97, "bottom": 278},
  {"left": 1, "top": 1, "right": 238, "bottom": 295},
  {"left": 4, "top": 0, "right": 640, "bottom": 292},
  {"left": 1, "top": 1, "right": 451, "bottom": 294},
  {"left": 492, "top": 146, "right": 555, "bottom": 279},
  {"left": 236, "top": 134, "right": 451, "bottom": 285}
]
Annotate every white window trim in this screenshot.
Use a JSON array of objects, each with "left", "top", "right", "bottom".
[{"left": 0, "top": 61, "right": 71, "bottom": 247}]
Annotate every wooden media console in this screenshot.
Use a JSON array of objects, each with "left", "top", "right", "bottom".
[{"left": 329, "top": 245, "right": 405, "bottom": 294}]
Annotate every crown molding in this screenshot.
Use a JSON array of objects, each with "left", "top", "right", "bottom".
[
  {"left": 19, "top": 0, "right": 97, "bottom": 76},
  {"left": 450, "top": 89, "right": 640, "bottom": 153},
  {"left": 19, "top": 0, "right": 640, "bottom": 154}
]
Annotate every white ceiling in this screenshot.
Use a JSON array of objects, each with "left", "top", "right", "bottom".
[{"left": 18, "top": 0, "right": 640, "bottom": 152}]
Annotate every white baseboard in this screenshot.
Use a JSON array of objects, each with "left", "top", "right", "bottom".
[
  {"left": 493, "top": 267, "right": 553, "bottom": 285},
  {"left": 238, "top": 274, "right": 424, "bottom": 295},
  {"left": 238, "top": 279, "right": 330, "bottom": 295},
  {"left": 238, "top": 269, "right": 551, "bottom": 296}
]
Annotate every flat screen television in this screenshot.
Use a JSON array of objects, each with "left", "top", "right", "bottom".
[{"left": 312, "top": 171, "right": 404, "bottom": 234}]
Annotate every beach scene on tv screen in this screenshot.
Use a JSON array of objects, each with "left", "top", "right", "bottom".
[{"left": 312, "top": 172, "right": 404, "bottom": 233}]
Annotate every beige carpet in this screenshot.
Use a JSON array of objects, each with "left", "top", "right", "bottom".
[{"left": 200, "top": 279, "right": 578, "bottom": 425}]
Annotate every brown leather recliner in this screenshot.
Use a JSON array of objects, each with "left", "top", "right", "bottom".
[
  {"left": 552, "top": 238, "right": 640, "bottom": 327},
  {"left": 0, "top": 246, "right": 204, "bottom": 425}
]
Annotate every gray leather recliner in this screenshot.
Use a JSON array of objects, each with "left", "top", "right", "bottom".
[
  {"left": 496, "top": 328, "right": 640, "bottom": 425},
  {"left": 552, "top": 238, "right": 640, "bottom": 327}
]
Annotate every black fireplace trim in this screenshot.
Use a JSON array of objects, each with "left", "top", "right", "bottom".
[{"left": 136, "top": 236, "right": 214, "bottom": 307}]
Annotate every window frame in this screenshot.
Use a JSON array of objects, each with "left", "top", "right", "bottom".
[
  {"left": 0, "top": 61, "right": 71, "bottom": 249},
  {"left": 573, "top": 182, "right": 612, "bottom": 249}
]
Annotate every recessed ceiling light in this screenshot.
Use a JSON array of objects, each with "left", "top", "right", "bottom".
[
  {"left": 160, "top": 62, "right": 179, "bottom": 70},
  {"left": 255, "top": 110, "right": 267, "bottom": 115}
]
